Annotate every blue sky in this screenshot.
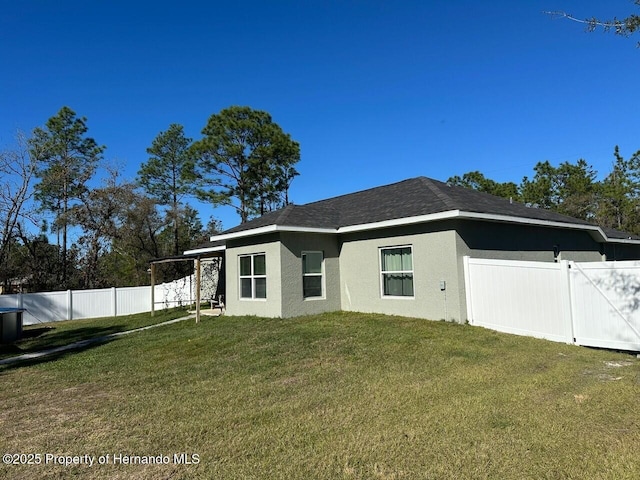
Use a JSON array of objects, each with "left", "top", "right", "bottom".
[{"left": 2, "top": 1, "right": 639, "bottom": 232}]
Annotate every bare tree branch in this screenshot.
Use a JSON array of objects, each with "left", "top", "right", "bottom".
[
  {"left": 0, "top": 131, "right": 39, "bottom": 274},
  {"left": 544, "top": 7, "right": 640, "bottom": 37}
]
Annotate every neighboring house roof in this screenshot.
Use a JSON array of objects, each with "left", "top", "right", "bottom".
[{"left": 203, "top": 176, "right": 640, "bottom": 246}]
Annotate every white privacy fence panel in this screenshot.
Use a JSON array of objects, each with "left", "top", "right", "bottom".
[
  {"left": 116, "top": 286, "right": 151, "bottom": 315},
  {"left": 570, "top": 261, "right": 640, "bottom": 351},
  {"left": 464, "top": 257, "right": 640, "bottom": 351},
  {"left": 463, "top": 257, "right": 573, "bottom": 343},
  {"left": 22, "top": 291, "right": 69, "bottom": 325},
  {"left": 0, "top": 291, "right": 73, "bottom": 324},
  {"left": 0, "top": 295, "right": 17, "bottom": 310},
  {"left": 0, "top": 275, "right": 196, "bottom": 325},
  {"left": 72, "top": 288, "right": 115, "bottom": 320}
]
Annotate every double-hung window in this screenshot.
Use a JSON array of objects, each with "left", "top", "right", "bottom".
[
  {"left": 380, "top": 246, "right": 414, "bottom": 297},
  {"left": 239, "top": 253, "right": 266, "bottom": 299},
  {"left": 302, "top": 251, "right": 324, "bottom": 298}
]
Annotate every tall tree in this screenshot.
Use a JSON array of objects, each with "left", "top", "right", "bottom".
[
  {"left": 191, "top": 106, "right": 300, "bottom": 223},
  {"left": 553, "top": 159, "right": 598, "bottom": 220},
  {"left": 14, "top": 227, "right": 64, "bottom": 292},
  {"left": 155, "top": 204, "right": 207, "bottom": 279},
  {"left": 520, "top": 160, "right": 598, "bottom": 220},
  {"left": 30, "top": 106, "right": 105, "bottom": 288},
  {"left": 447, "top": 171, "right": 519, "bottom": 200},
  {"left": 68, "top": 172, "right": 138, "bottom": 288},
  {"left": 597, "top": 146, "right": 640, "bottom": 233},
  {"left": 450, "top": 159, "right": 598, "bottom": 221},
  {"left": 138, "top": 124, "right": 196, "bottom": 256},
  {"left": 520, "top": 161, "right": 556, "bottom": 209},
  {"left": 205, "top": 217, "right": 223, "bottom": 236},
  {"left": 0, "top": 131, "right": 38, "bottom": 288},
  {"left": 109, "top": 193, "right": 166, "bottom": 286}
]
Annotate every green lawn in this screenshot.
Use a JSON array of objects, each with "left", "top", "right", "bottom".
[
  {"left": 1, "top": 311, "right": 639, "bottom": 479},
  {"left": 0, "top": 307, "right": 192, "bottom": 361}
]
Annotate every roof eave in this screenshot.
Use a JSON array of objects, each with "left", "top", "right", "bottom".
[
  {"left": 458, "top": 212, "right": 640, "bottom": 244},
  {"left": 207, "top": 210, "right": 640, "bottom": 245},
  {"left": 336, "top": 210, "right": 461, "bottom": 233},
  {"left": 183, "top": 244, "right": 226, "bottom": 255},
  {"left": 209, "top": 225, "right": 337, "bottom": 242}
]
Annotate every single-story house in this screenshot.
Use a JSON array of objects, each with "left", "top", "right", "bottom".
[{"left": 185, "top": 176, "right": 640, "bottom": 322}]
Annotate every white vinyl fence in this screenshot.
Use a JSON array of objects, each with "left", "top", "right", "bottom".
[
  {"left": 0, "top": 276, "right": 195, "bottom": 325},
  {"left": 463, "top": 257, "right": 640, "bottom": 351}
]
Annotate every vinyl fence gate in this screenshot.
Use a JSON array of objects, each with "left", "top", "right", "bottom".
[{"left": 463, "top": 256, "right": 640, "bottom": 351}]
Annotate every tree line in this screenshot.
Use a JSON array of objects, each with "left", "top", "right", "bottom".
[
  {"left": 0, "top": 106, "right": 300, "bottom": 292},
  {"left": 448, "top": 146, "right": 640, "bottom": 235}
]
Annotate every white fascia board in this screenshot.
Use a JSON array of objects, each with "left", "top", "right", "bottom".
[
  {"left": 336, "top": 211, "right": 460, "bottom": 233},
  {"left": 209, "top": 225, "right": 336, "bottom": 242},
  {"left": 604, "top": 236, "right": 640, "bottom": 245},
  {"left": 183, "top": 244, "right": 226, "bottom": 255},
  {"left": 335, "top": 210, "right": 640, "bottom": 245},
  {"left": 206, "top": 209, "right": 640, "bottom": 246},
  {"left": 277, "top": 225, "right": 338, "bottom": 234},
  {"left": 334, "top": 210, "right": 597, "bottom": 235},
  {"left": 336, "top": 209, "right": 601, "bottom": 236},
  {"left": 210, "top": 225, "right": 278, "bottom": 241}
]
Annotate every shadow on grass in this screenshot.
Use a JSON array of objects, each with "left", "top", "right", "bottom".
[
  {"left": 0, "top": 324, "right": 129, "bottom": 369},
  {"left": 0, "top": 336, "right": 118, "bottom": 373},
  {"left": 20, "top": 326, "right": 53, "bottom": 340}
]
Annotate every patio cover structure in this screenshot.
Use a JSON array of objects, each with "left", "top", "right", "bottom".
[{"left": 149, "top": 241, "right": 225, "bottom": 323}]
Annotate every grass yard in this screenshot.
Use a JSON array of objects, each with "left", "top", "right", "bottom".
[
  {"left": 0, "top": 307, "right": 192, "bottom": 361},
  {"left": 1, "top": 311, "right": 639, "bottom": 479}
]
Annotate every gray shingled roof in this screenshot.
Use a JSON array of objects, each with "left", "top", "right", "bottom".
[{"left": 222, "top": 176, "right": 628, "bottom": 235}]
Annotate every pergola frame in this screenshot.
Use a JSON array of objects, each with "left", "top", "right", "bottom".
[{"left": 149, "top": 250, "right": 224, "bottom": 323}]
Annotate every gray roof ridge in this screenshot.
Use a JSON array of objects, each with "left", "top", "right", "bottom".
[
  {"left": 419, "top": 177, "right": 459, "bottom": 211},
  {"left": 276, "top": 203, "right": 296, "bottom": 224}
]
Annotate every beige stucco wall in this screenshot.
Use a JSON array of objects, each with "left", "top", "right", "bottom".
[
  {"left": 279, "top": 232, "right": 342, "bottom": 317},
  {"left": 224, "top": 234, "right": 283, "bottom": 317},
  {"left": 339, "top": 225, "right": 464, "bottom": 322},
  {"left": 222, "top": 218, "right": 635, "bottom": 321},
  {"left": 224, "top": 232, "right": 342, "bottom": 318}
]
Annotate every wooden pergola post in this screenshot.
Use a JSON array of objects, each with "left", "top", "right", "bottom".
[
  {"left": 150, "top": 263, "right": 156, "bottom": 317},
  {"left": 195, "top": 257, "right": 201, "bottom": 324}
]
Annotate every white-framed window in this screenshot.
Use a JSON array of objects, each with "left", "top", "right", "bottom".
[
  {"left": 302, "top": 251, "right": 324, "bottom": 299},
  {"left": 380, "top": 246, "right": 414, "bottom": 297},
  {"left": 239, "top": 253, "right": 266, "bottom": 299}
]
